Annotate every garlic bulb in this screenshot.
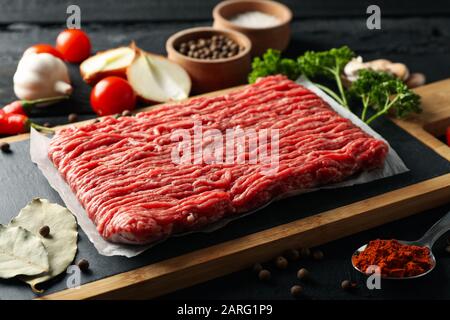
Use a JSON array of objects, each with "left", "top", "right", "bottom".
[{"left": 13, "top": 53, "right": 72, "bottom": 101}]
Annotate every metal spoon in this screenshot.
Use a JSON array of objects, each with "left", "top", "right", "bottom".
[{"left": 352, "top": 210, "right": 450, "bottom": 279}]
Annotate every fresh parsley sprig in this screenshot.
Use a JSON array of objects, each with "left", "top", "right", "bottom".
[
  {"left": 248, "top": 49, "right": 301, "bottom": 84},
  {"left": 350, "top": 69, "right": 421, "bottom": 124},
  {"left": 248, "top": 47, "right": 421, "bottom": 125},
  {"left": 297, "top": 46, "right": 355, "bottom": 108}
]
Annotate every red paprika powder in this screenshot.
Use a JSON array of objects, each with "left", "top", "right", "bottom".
[{"left": 352, "top": 239, "right": 433, "bottom": 278}]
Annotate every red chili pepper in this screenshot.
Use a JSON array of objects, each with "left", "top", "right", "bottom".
[
  {"left": 447, "top": 127, "right": 450, "bottom": 147},
  {"left": 2, "top": 96, "right": 69, "bottom": 116},
  {"left": 0, "top": 113, "right": 29, "bottom": 135},
  {"left": 0, "top": 112, "right": 53, "bottom": 135},
  {"left": 3, "top": 101, "right": 28, "bottom": 115}
]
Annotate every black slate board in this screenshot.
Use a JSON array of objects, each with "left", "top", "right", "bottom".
[{"left": 0, "top": 114, "right": 450, "bottom": 300}]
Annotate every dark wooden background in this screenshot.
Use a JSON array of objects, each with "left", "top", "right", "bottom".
[
  {"left": 0, "top": 0, "right": 449, "bottom": 300},
  {"left": 1, "top": 0, "right": 450, "bottom": 127},
  {"left": 2, "top": 0, "right": 450, "bottom": 22}
]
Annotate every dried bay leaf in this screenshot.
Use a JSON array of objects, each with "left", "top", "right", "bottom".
[
  {"left": 9, "top": 198, "right": 78, "bottom": 292},
  {"left": 0, "top": 225, "right": 49, "bottom": 279}
]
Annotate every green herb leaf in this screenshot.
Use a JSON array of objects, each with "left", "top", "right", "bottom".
[
  {"left": 0, "top": 225, "right": 49, "bottom": 279},
  {"left": 298, "top": 46, "right": 355, "bottom": 107},
  {"left": 9, "top": 198, "right": 78, "bottom": 293},
  {"left": 350, "top": 69, "right": 422, "bottom": 124},
  {"left": 248, "top": 49, "right": 301, "bottom": 83},
  {"left": 297, "top": 46, "right": 354, "bottom": 79}
]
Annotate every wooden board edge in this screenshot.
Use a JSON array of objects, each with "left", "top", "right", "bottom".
[
  {"left": 38, "top": 173, "right": 450, "bottom": 300},
  {"left": 1, "top": 78, "right": 446, "bottom": 299},
  {"left": 392, "top": 78, "right": 450, "bottom": 162}
]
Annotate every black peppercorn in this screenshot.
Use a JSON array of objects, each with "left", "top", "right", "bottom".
[
  {"left": 39, "top": 225, "right": 50, "bottom": 237},
  {"left": 341, "top": 280, "right": 352, "bottom": 290},
  {"left": 68, "top": 113, "right": 78, "bottom": 123},
  {"left": 285, "top": 249, "right": 300, "bottom": 261},
  {"left": 297, "top": 268, "right": 309, "bottom": 280},
  {"left": 177, "top": 34, "right": 244, "bottom": 60},
  {"left": 290, "top": 285, "right": 303, "bottom": 297},
  {"left": 258, "top": 269, "right": 271, "bottom": 281},
  {"left": 252, "top": 263, "right": 263, "bottom": 273},
  {"left": 300, "top": 247, "right": 311, "bottom": 258},
  {"left": 0, "top": 142, "right": 11, "bottom": 153},
  {"left": 122, "top": 110, "right": 132, "bottom": 117},
  {"left": 275, "top": 256, "right": 288, "bottom": 269},
  {"left": 77, "top": 259, "right": 90, "bottom": 272},
  {"left": 312, "top": 250, "right": 324, "bottom": 260}
]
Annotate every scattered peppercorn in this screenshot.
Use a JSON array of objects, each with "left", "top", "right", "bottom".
[
  {"left": 252, "top": 263, "right": 263, "bottom": 273},
  {"left": 77, "top": 259, "right": 90, "bottom": 272},
  {"left": 290, "top": 285, "right": 303, "bottom": 297},
  {"left": 0, "top": 142, "right": 11, "bottom": 153},
  {"left": 258, "top": 269, "right": 271, "bottom": 281},
  {"left": 122, "top": 110, "right": 132, "bottom": 117},
  {"left": 68, "top": 113, "right": 78, "bottom": 123},
  {"left": 312, "top": 250, "right": 324, "bottom": 260},
  {"left": 275, "top": 256, "right": 288, "bottom": 269},
  {"left": 177, "top": 34, "right": 244, "bottom": 60},
  {"left": 297, "top": 268, "right": 309, "bottom": 280},
  {"left": 300, "top": 247, "right": 311, "bottom": 258},
  {"left": 284, "top": 249, "right": 300, "bottom": 261},
  {"left": 39, "top": 225, "right": 50, "bottom": 237},
  {"left": 341, "top": 280, "right": 352, "bottom": 290}
]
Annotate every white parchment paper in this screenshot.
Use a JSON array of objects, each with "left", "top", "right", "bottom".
[{"left": 30, "top": 77, "right": 408, "bottom": 257}]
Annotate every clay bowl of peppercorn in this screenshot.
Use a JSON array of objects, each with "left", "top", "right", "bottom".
[
  {"left": 166, "top": 27, "right": 251, "bottom": 94},
  {"left": 213, "top": 0, "right": 292, "bottom": 56}
]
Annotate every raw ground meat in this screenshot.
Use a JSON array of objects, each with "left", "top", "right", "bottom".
[{"left": 48, "top": 75, "right": 388, "bottom": 244}]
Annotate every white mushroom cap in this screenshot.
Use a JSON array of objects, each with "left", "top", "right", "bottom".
[{"left": 343, "top": 57, "right": 411, "bottom": 82}]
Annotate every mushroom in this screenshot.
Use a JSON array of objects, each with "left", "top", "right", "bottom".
[
  {"left": 405, "top": 73, "right": 426, "bottom": 88},
  {"left": 366, "top": 59, "right": 409, "bottom": 81},
  {"left": 344, "top": 57, "right": 411, "bottom": 83},
  {"left": 343, "top": 56, "right": 365, "bottom": 82}
]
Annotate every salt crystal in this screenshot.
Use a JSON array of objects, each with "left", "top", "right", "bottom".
[{"left": 229, "top": 11, "right": 281, "bottom": 28}]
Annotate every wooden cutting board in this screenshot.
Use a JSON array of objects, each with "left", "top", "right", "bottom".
[{"left": 1, "top": 79, "right": 450, "bottom": 300}]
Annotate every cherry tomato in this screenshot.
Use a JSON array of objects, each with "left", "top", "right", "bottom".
[
  {"left": 56, "top": 29, "right": 91, "bottom": 63},
  {"left": 446, "top": 127, "right": 450, "bottom": 147},
  {"left": 24, "top": 44, "right": 63, "bottom": 59},
  {"left": 90, "top": 77, "right": 136, "bottom": 116}
]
